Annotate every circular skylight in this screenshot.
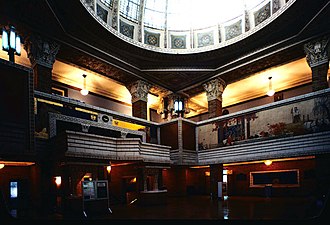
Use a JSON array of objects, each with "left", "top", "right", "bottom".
[{"left": 82, "top": 0, "right": 292, "bottom": 53}]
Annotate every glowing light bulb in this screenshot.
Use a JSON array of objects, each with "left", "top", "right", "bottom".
[
  {"left": 264, "top": 160, "right": 272, "bottom": 166},
  {"left": 80, "top": 89, "right": 89, "bottom": 96}
]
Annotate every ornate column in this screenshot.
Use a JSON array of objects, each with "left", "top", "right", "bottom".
[
  {"left": 304, "top": 36, "right": 329, "bottom": 91},
  {"left": 24, "top": 34, "right": 60, "bottom": 93},
  {"left": 127, "top": 80, "right": 151, "bottom": 120},
  {"left": 203, "top": 78, "right": 226, "bottom": 118}
]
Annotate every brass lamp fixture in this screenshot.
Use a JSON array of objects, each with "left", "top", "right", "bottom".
[{"left": 80, "top": 74, "right": 89, "bottom": 96}]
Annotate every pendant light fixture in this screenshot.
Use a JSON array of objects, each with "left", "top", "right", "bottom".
[
  {"left": 80, "top": 74, "right": 89, "bottom": 96},
  {"left": 266, "top": 76, "right": 275, "bottom": 97}
]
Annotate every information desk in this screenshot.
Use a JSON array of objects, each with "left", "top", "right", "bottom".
[{"left": 138, "top": 190, "right": 167, "bottom": 205}]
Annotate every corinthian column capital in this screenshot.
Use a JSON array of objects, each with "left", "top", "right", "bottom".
[
  {"left": 304, "top": 36, "right": 329, "bottom": 68},
  {"left": 24, "top": 34, "right": 60, "bottom": 69},
  {"left": 203, "top": 78, "right": 226, "bottom": 102},
  {"left": 127, "top": 80, "right": 151, "bottom": 103}
]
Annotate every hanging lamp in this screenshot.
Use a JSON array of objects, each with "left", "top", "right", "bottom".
[
  {"left": 80, "top": 74, "right": 89, "bottom": 96},
  {"left": 266, "top": 76, "right": 275, "bottom": 97}
]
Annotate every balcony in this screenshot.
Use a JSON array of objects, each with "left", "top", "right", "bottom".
[
  {"left": 34, "top": 88, "right": 330, "bottom": 165},
  {"left": 54, "top": 130, "right": 170, "bottom": 163},
  {"left": 196, "top": 88, "right": 330, "bottom": 164}
]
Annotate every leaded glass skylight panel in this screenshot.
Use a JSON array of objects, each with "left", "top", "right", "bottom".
[
  {"left": 100, "top": 0, "right": 113, "bottom": 8},
  {"left": 166, "top": 0, "right": 262, "bottom": 30},
  {"left": 144, "top": 0, "right": 166, "bottom": 29},
  {"left": 82, "top": 0, "right": 289, "bottom": 53},
  {"left": 120, "top": 0, "right": 141, "bottom": 22},
  {"left": 167, "top": 0, "right": 192, "bottom": 30}
]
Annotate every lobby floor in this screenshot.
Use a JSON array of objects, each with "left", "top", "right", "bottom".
[
  {"left": 105, "top": 195, "right": 323, "bottom": 220},
  {"left": 3, "top": 195, "right": 329, "bottom": 225}
]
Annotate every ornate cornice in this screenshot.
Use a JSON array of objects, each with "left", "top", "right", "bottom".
[
  {"left": 304, "top": 36, "right": 329, "bottom": 68},
  {"left": 203, "top": 78, "right": 226, "bottom": 102},
  {"left": 126, "top": 80, "right": 151, "bottom": 103},
  {"left": 24, "top": 34, "right": 60, "bottom": 69}
]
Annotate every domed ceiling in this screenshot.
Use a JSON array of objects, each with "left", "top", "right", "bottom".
[
  {"left": 82, "top": 0, "right": 290, "bottom": 53},
  {"left": 2, "top": 0, "right": 328, "bottom": 118}
]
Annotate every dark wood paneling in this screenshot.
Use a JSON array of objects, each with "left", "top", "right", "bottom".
[
  {"left": 160, "top": 123, "right": 178, "bottom": 150},
  {"left": 182, "top": 121, "right": 195, "bottom": 150}
]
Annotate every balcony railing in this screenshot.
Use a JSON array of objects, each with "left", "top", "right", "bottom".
[
  {"left": 54, "top": 130, "right": 171, "bottom": 164},
  {"left": 34, "top": 91, "right": 159, "bottom": 144}
]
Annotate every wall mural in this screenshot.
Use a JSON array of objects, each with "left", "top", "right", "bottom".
[{"left": 198, "top": 95, "right": 330, "bottom": 150}]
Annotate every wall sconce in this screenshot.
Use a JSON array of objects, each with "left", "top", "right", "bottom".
[
  {"left": 106, "top": 165, "right": 111, "bottom": 174},
  {"left": 55, "top": 176, "right": 62, "bottom": 187},
  {"left": 266, "top": 77, "right": 275, "bottom": 97},
  {"left": 264, "top": 160, "right": 272, "bottom": 166},
  {"left": 0, "top": 163, "right": 5, "bottom": 169},
  {"left": 80, "top": 74, "right": 89, "bottom": 96},
  {"left": 2, "top": 25, "right": 21, "bottom": 63}
]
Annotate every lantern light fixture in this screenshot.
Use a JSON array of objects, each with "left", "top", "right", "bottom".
[
  {"left": 0, "top": 163, "right": 5, "bottom": 169},
  {"left": 266, "top": 76, "right": 275, "bottom": 97},
  {"left": 2, "top": 25, "right": 21, "bottom": 62},
  {"left": 174, "top": 98, "right": 184, "bottom": 113},
  {"left": 80, "top": 74, "right": 89, "bottom": 96}
]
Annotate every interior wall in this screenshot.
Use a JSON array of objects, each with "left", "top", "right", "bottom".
[
  {"left": 182, "top": 121, "right": 196, "bottom": 150},
  {"left": 224, "top": 158, "right": 316, "bottom": 197},
  {"left": 186, "top": 168, "right": 209, "bottom": 195},
  {"left": 160, "top": 122, "right": 178, "bottom": 150},
  {"left": 67, "top": 89, "right": 132, "bottom": 116},
  {"left": 162, "top": 167, "right": 187, "bottom": 197},
  {"left": 109, "top": 164, "right": 139, "bottom": 204},
  {"left": 189, "top": 84, "right": 312, "bottom": 122}
]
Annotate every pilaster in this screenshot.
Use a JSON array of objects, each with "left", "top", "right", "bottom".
[
  {"left": 24, "top": 34, "right": 60, "bottom": 93},
  {"left": 126, "top": 80, "right": 151, "bottom": 120},
  {"left": 203, "top": 78, "right": 226, "bottom": 118},
  {"left": 210, "top": 164, "right": 223, "bottom": 200}
]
